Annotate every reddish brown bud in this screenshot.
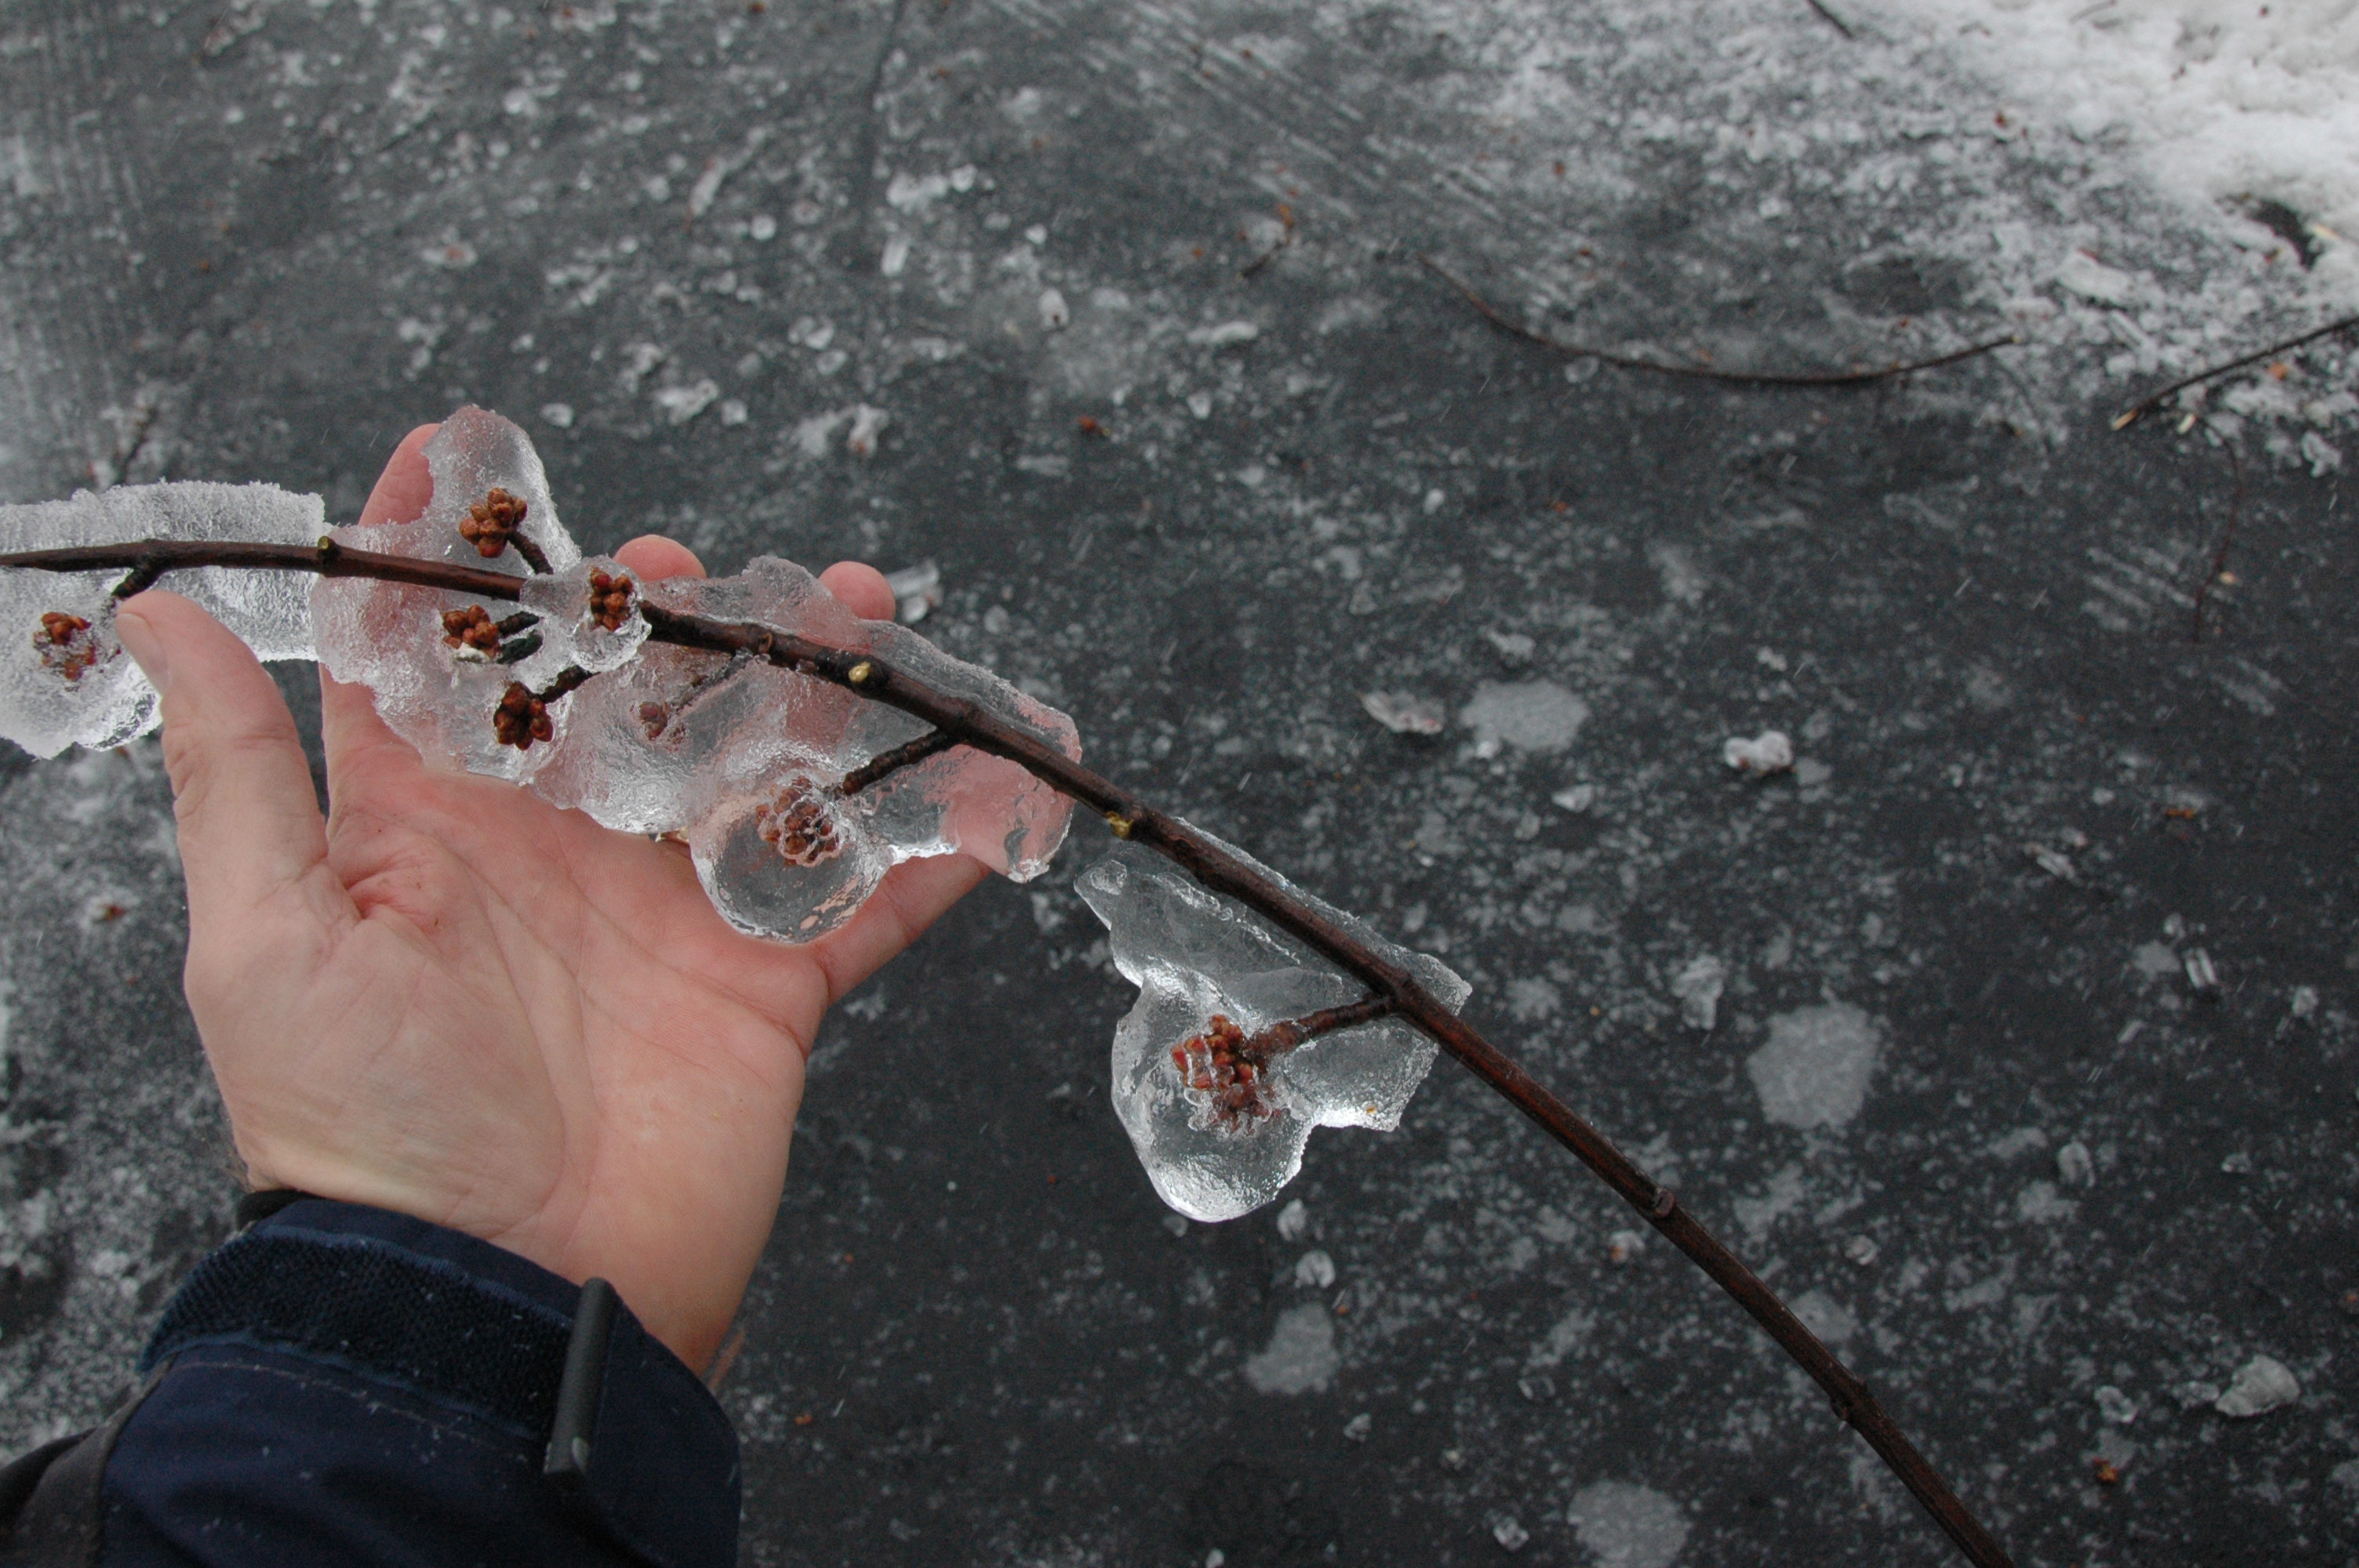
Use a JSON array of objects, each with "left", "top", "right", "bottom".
[
  {"left": 753, "top": 778, "right": 842, "bottom": 867},
  {"left": 586, "top": 568, "right": 636, "bottom": 632},
  {"left": 492, "top": 681, "right": 552, "bottom": 750},
  {"left": 458, "top": 488, "right": 531, "bottom": 559},
  {"left": 32, "top": 612, "right": 100, "bottom": 682},
  {"left": 441, "top": 604, "right": 503, "bottom": 655}
]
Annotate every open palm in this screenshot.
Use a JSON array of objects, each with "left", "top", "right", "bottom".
[{"left": 114, "top": 425, "right": 985, "bottom": 1369}]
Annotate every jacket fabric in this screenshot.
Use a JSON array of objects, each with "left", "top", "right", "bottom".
[{"left": 0, "top": 1197, "right": 740, "bottom": 1567}]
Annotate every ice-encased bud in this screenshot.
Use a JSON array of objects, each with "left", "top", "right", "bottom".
[
  {"left": 518, "top": 557, "right": 649, "bottom": 673},
  {"left": 1078, "top": 837, "right": 1470, "bottom": 1221},
  {"left": 689, "top": 776, "right": 890, "bottom": 940},
  {"left": 0, "top": 480, "right": 322, "bottom": 757},
  {"left": 311, "top": 408, "right": 583, "bottom": 784},
  {"left": 533, "top": 554, "right": 1081, "bottom": 939}
]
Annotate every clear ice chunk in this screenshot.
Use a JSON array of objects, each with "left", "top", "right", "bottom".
[
  {"left": 307, "top": 407, "right": 1078, "bottom": 942},
  {"left": 1078, "top": 837, "right": 1470, "bottom": 1222},
  {"left": 0, "top": 481, "right": 322, "bottom": 757}
]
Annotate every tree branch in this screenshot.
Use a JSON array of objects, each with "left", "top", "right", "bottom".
[
  {"left": 835, "top": 726, "right": 963, "bottom": 796},
  {"left": 1422, "top": 254, "right": 2020, "bottom": 389},
  {"left": 0, "top": 540, "right": 2016, "bottom": 1568}
]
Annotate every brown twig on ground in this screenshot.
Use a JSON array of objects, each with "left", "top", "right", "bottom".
[
  {"left": 1421, "top": 254, "right": 2020, "bottom": 388},
  {"left": 2190, "top": 441, "right": 2246, "bottom": 644},
  {"left": 1804, "top": 0, "right": 1857, "bottom": 38},
  {"left": 0, "top": 536, "right": 2018, "bottom": 1568},
  {"left": 2112, "top": 314, "right": 2359, "bottom": 430}
]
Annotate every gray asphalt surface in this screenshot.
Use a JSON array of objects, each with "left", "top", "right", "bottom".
[{"left": 2, "top": 2, "right": 2354, "bottom": 1564}]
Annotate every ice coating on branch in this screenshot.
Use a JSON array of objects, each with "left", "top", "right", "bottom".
[
  {"left": 310, "top": 407, "right": 1078, "bottom": 942},
  {"left": 312, "top": 408, "right": 581, "bottom": 785},
  {"left": 1078, "top": 840, "right": 1470, "bottom": 1221},
  {"left": 0, "top": 481, "right": 322, "bottom": 757}
]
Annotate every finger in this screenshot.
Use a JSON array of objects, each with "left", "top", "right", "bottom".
[
  {"left": 614, "top": 535, "right": 707, "bottom": 582},
  {"left": 805, "top": 852, "right": 993, "bottom": 1013},
  {"left": 819, "top": 561, "right": 895, "bottom": 621},
  {"left": 325, "top": 426, "right": 442, "bottom": 781},
  {"left": 116, "top": 591, "right": 336, "bottom": 924},
  {"left": 357, "top": 424, "right": 439, "bottom": 527}
]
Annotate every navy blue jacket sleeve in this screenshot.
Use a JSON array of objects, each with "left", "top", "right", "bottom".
[{"left": 85, "top": 1198, "right": 740, "bottom": 1568}]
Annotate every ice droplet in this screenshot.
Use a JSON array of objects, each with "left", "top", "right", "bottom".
[
  {"left": 1078, "top": 837, "right": 1468, "bottom": 1221},
  {"left": 0, "top": 480, "right": 322, "bottom": 757}
]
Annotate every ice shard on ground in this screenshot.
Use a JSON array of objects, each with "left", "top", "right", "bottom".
[
  {"left": 0, "top": 481, "right": 322, "bottom": 757},
  {"left": 1078, "top": 838, "right": 1470, "bottom": 1221}
]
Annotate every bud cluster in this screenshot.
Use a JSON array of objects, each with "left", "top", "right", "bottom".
[
  {"left": 754, "top": 778, "right": 843, "bottom": 867},
  {"left": 1171, "top": 1014, "right": 1281, "bottom": 1131},
  {"left": 493, "top": 681, "right": 554, "bottom": 750},
  {"left": 32, "top": 612, "right": 100, "bottom": 682},
  {"left": 459, "top": 487, "right": 529, "bottom": 558}
]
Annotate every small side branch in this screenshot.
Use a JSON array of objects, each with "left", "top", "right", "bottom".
[
  {"left": 2113, "top": 314, "right": 2359, "bottom": 430},
  {"left": 837, "top": 727, "right": 962, "bottom": 796},
  {"left": 1421, "top": 255, "right": 2019, "bottom": 388},
  {"left": 1804, "top": 0, "right": 1856, "bottom": 37},
  {"left": 1245, "top": 994, "right": 1398, "bottom": 1056}
]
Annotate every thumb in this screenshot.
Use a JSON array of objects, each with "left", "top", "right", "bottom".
[{"left": 116, "top": 590, "right": 335, "bottom": 930}]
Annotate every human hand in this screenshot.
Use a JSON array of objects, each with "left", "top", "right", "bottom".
[{"left": 113, "top": 423, "right": 988, "bottom": 1370}]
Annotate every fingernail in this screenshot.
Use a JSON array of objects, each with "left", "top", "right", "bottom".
[{"left": 114, "top": 607, "right": 171, "bottom": 695}]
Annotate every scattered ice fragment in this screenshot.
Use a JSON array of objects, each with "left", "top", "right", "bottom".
[
  {"left": 880, "top": 236, "right": 911, "bottom": 277},
  {"left": 1551, "top": 782, "right": 1598, "bottom": 814},
  {"left": 1186, "top": 321, "right": 1259, "bottom": 346},
  {"left": 1842, "top": 1235, "right": 1879, "bottom": 1267},
  {"left": 1186, "top": 390, "right": 1214, "bottom": 419},
  {"left": 2055, "top": 249, "right": 2145, "bottom": 307},
  {"left": 2218, "top": 1150, "right": 2252, "bottom": 1174},
  {"left": 1608, "top": 1229, "right": 1645, "bottom": 1264},
  {"left": 2056, "top": 1140, "right": 2095, "bottom": 1188},
  {"left": 885, "top": 170, "right": 951, "bottom": 212},
  {"left": 1754, "top": 646, "right": 1788, "bottom": 672},
  {"left": 540, "top": 402, "right": 576, "bottom": 428},
  {"left": 1722, "top": 729, "right": 1794, "bottom": 775},
  {"left": 1023, "top": 224, "right": 1047, "bottom": 245},
  {"left": 2288, "top": 984, "right": 2319, "bottom": 1020},
  {"left": 1341, "top": 1412, "right": 1372, "bottom": 1443},
  {"left": 1078, "top": 838, "right": 1469, "bottom": 1221},
  {"left": 1275, "top": 1198, "right": 1309, "bottom": 1241},
  {"left": 1242, "top": 1302, "right": 1338, "bottom": 1394},
  {"left": 1295, "top": 1249, "right": 1336, "bottom": 1289},
  {"left": 2095, "top": 1385, "right": 2139, "bottom": 1424},
  {"left": 2215, "top": 1356, "right": 2299, "bottom": 1417},
  {"left": 1483, "top": 629, "right": 1535, "bottom": 665},
  {"left": 845, "top": 405, "right": 890, "bottom": 459},
  {"left": 1439, "top": 1447, "right": 1467, "bottom": 1472},
  {"left": 1463, "top": 681, "right": 1587, "bottom": 757},
  {"left": 1572, "top": 1483, "right": 1689, "bottom": 1568},
  {"left": 883, "top": 559, "right": 941, "bottom": 624},
  {"left": 1361, "top": 690, "right": 1444, "bottom": 735},
  {"left": 718, "top": 399, "right": 748, "bottom": 427},
  {"left": 2172, "top": 1380, "right": 2223, "bottom": 1410},
  {"left": 2183, "top": 948, "right": 2219, "bottom": 992},
  {"left": 1748, "top": 1003, "right": 1880, "bottom": 1129},
  {"left": 2026, "top": 843, "right": 2079, "bottom": 882},
  {"left": 1491, "top": 1517, "right": 1530, "bottom": 1552},
  {"left": 1670, "top": 956, "right": 1727, "bottom": 1032},
  {"left": 748, "top": 213, "right": 777, "bottom": 241},
  {"left": 0, "top": 480, "right": 324, "bottom": 757},
  {"left": 1038, "top": 288, "right": 1070, "bottom": 329},
  {"left": 1161, "top": 1213, "right": 1189, "bottom": 1238}
]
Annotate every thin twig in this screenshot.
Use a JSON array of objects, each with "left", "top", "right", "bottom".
[
  {"left": 1422, "top": 254, "right": 2020, "bottom": 388},
  {"left": 1244, "top": 994, "right": 1398, "bottom": 1056},
  {"left": 835, "top": 727, "right": 962, "bottom": 795},
  {"left": 2190, "top": 441, "right": 2245, "bottom": 644},
  {"left": 0, "top": 541, "right": 2017, "bottom": 1568},
  {"left": 2112, "top": 314, "right": 2359, "bottom": 430},
  {"left": 1805, "top": 0, "right": 1857, "bottom": 38}
]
